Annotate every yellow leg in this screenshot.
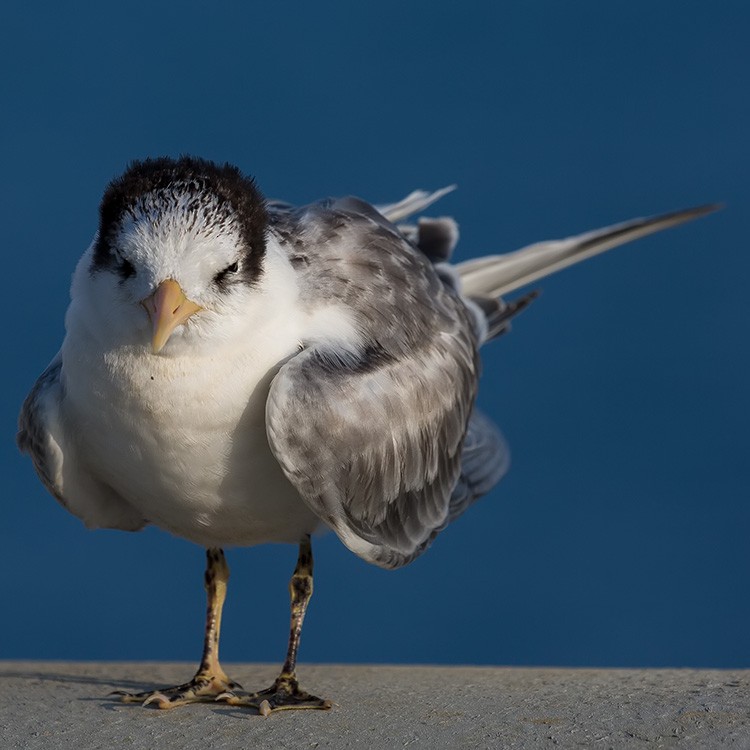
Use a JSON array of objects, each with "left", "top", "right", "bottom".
[{"left": 112, "top": 548, "right": 241, "bottom": 709}]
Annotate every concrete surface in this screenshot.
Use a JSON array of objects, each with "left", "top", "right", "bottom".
[{"left": 0, "top": 662, "right": 748, "bottom": 749}]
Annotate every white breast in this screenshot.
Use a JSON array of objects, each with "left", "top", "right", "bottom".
[{"left": 57, "top": 251, "right": 324, "bottom": 548}]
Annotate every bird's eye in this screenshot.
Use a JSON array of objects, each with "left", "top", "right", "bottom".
[
  {"left": 214, "top": 261, "right": 240, "bottom": 286},
  {"left": 112, "top": 250, "right": 135, "bottom": 280}
]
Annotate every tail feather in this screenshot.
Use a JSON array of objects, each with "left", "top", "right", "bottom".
[
  {"left": 457, "top": 204, "right": 720, "bottom": 298},
  {"left": 376, "top": 185, "right": 457, "bottom": 224},
  {"left": 377, "top": 189, "right": 718, "bottom": 345},
  {"left": 470, "top": 290, "right": 540, "bottom": 342}
]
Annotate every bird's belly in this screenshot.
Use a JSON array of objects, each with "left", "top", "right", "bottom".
[
  {"left": 138, "top": 441, "right": 322, "bottom": 548},
  {"left": 111, "top": 425, "right": 320, "bottom": 547},
  {"left": 62, "top": 344, "right": 322, "bottom": 547}
]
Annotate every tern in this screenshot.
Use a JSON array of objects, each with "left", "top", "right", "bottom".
[{"left": 18, "top": 156, "right": 715, "bottom": 714}]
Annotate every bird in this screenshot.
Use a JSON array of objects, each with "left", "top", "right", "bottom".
[{"left": 17, "top": 156, "right": 716, "bottom": 716}]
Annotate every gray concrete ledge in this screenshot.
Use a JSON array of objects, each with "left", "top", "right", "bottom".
[{"left": 1, "top": 661, "right": 748, "bottom": 749}]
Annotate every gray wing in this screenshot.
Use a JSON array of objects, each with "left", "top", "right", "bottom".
[
  {"left": 457, "top": 204, "right": 720, "bottom": 298},
  {"left": 17, "top": 355, "right": 68, "bottom": 507},
  {"left": 448, "top": 408, "right": 510, "bottom": 522},
  {"left": 18, "top": 354, "right": 147, "bottom": 531},
  {"left": 266, "top": 200, "right": 481, "bottom": 568}
]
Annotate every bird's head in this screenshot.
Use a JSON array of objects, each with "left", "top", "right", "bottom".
[{"left": 77, "top": 156, "right": 270, "bottom": 355}]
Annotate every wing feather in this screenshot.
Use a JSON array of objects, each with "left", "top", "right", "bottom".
[
  {"left": 266, "top": 203, "right": 481, "bottom": 568},
  {"left": 267, "top": 334, "right": 477, "bottom": 568},
  {"left": 17, "top": 355, "right": 67, "bottom": 506},
  {"left": 448, "top": 409, "right": 510, "bottom": 522},
  {"left": 457, "top": 205, "right": 719, "bottom": 298},
  {"left": 18, "top": 355, "right": 146, "bottom": 532}
]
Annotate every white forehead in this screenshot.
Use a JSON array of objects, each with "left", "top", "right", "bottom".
[{"left": 112, "top": 187, "right": 243, "bottom": 284}]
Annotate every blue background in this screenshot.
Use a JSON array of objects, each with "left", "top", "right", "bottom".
[{"left": 2, "top": 2, "right": 748, "bottom": 669}]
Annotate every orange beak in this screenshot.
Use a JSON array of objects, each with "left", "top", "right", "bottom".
[{"left": 141, "top": 279, "right": 203, "bottom": 354}]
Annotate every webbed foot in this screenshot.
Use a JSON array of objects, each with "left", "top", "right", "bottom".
[
  {"left": 112, "top": 671, "right": 242, "bottom": 709},
  {"left": 221, "top": 674, "right": 332, "bottom": 716}
]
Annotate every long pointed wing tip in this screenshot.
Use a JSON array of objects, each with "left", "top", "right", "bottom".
[
  {"left": 436, "top": 183, "right": 458, "bottom": 197},
  {"left": 670, "top": 202, "right": 724, "bottom": 221},
  {"left": 621, "top": 201, "right": 722, "bottom": 238},
  {"left": 691, "top": 201, "right": 723, "bottom": 215}
]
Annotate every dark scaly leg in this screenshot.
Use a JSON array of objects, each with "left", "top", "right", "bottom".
[
  {"left": 113, "top": 547, "right": 241, "bottom": 709},
  {"left": 223, "top": 536, "right": 331, "bottom": 715}
]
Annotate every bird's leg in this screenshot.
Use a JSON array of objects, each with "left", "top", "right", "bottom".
[
  {"left": 113, "top": 547, "right": 241, "bottom": 709},
  {"left": 222, "top": 535, "right": 332, "bottom": 715}
]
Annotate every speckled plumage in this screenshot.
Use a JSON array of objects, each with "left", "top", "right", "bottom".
[{"left": 263, "top": 198, "right": 482, "bottom": 566}]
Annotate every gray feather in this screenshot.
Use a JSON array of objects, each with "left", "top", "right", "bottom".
[
  {"left": 267, "top": 202, "right": 480, "bottom": 568},
  {"left": 458, "top": 205, "right": 720, "bottom": 298},
  {"left": 448, "top": 409, "right": 510, "bottom": 522},
  {"left": 375, "top": 185, "right": 457, "bottom": 224},
  {"left": 17, "top": 355, "right": 67, "bottom": 507}
]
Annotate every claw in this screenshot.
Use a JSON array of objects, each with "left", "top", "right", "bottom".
[
  {"left": 142, "top": 692, "right": 170, "bottom": 708},
  {"left": 110, "top": 670, "right": 241, "bottom": 709},
  {"left": 217, "top": 681, "right": 332, "bottom": 714}
]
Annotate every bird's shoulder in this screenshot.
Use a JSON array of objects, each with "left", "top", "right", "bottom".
[{"left": 268, "top": 196, "right": 471, "bottom": 352}]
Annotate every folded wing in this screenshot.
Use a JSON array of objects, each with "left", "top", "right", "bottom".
[{"left": 266, "top": 200, "right": 481, "bottom": 568}]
